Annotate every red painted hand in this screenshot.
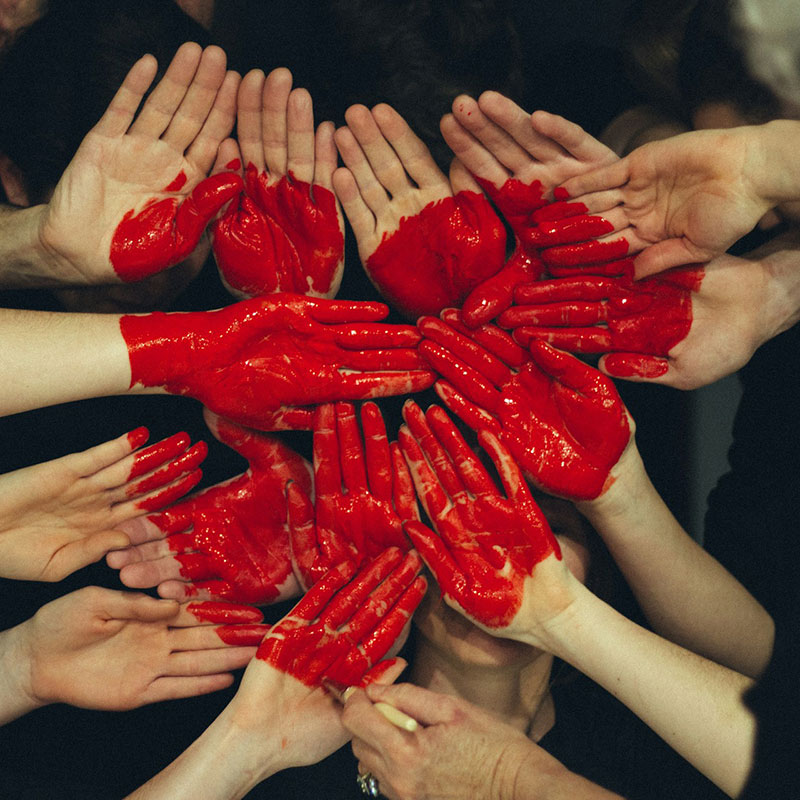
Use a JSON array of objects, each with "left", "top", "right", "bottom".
[
  {"left": 211, "top": 163, "right": 344, "bottom": 298},
  {"left": 418, "top": 310, "right": 631, "bottom": 500},
  {"left": 333, "top": 102, "right": 505, "bottom": 319},
  {"left": 501, "top": 265, "right": 705, "bottom": 381},
  {"left": 256, "top": 549, "right": 427, "bottom": 688},
  {"left": 288, "top": 402, "right": 417, "bottom": 590},
  {"left": 398, "top": 401, "right": 562, "bottom": 635},
  {"left": 120, "top": 294, "right": 435, "bottom": 431},
  {"left": 110, "top": 411, "right": 313, "bottom": 605}
]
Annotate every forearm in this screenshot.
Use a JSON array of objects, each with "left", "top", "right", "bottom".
[
  {"left": 578, "top": 444, "right": 773, "bottom": 678},
  {"left": 0, "top": 621, "right": 43, "bottom": 725},
  {"left": 0, "top": 307, "right": 135, "bottom": 417},
  {"left": 535, "top": 585, "right": 757, "bottom": 798},
  {"left": 126, "top": 702, "right": 279, "bottom": 800}
]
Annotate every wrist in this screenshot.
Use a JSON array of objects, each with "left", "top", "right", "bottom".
[
  {"left": 753, "top": 235, "right": 800, "bottom": 344},
  {"left": 748, "top": 120, "right": 800, "bottom": 207},
  {"left": 0, "top": 621, "right": 47, "bottom": 724}
]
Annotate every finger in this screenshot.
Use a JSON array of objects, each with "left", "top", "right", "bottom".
[
  {"left": 332, "top": 347, "right": 430, "bottom": 371},
  {"left": 119, "top": 554, "right": 190, "bottom": 589},
  {"left": 513, "top": 275, "right": 615, "bottom": 304},
  {"left": 525, "top": 208, "right": 626, "bottom": 249},
  {"left": 315, "top": 402, "right": 343, "bottom": 498},
  {"left": 559, "top": 157, "right": 632, "bottom": 199},
  {"left": 142, "top": 673, "right": 234, "bottom": 704},
  {"left": 129, "top": 469, "right": 204, "bottom": 514},
  {"left": 129, "top": 42, "right": 203, "bottom": 138},
  {"left": 161, "top": 45, "right": 228, "bottom": 152},
  {"left": 540, "top": 234, "right": 632, "bottom": 270},
  {"left": 336, "top": 401, "right": 369, "bottom": 494},
  {"left": 440, "top": 105, "right": 509, "bottom": 189},
  {"left": 286, "top": 87, "right": 315, "bottom": 183},
  {"left": 124, "top": 441, "right": 207, "bottom": 499},
  {"left": 314, "top": 121, "right": 339, "bottom": 190},
  {"left": 529, "top": 109, "right": 617, "bottom": 165},
  {"left": 236, "top": 69, "right": 266, "bottom": 171},
  {"left": 93, "top": 55, "right": 159, "bottom": 137},
  {"left": 398, "top": 423, "right": 451, "bottom": 525},
  {"left": 286, "top": 559, "right": 359, "bottom": 623},
  {"left": 498, "top": 301, "right": 606, "bottom": 328},
  {"left": 365, "top": 681, "right": 462, "bottom": 727},
  {"left": 528, "top": 339, "right": 614, "bottom": 398},
  {"left": 371, "top": 103, "right": 448, "bottom": 191},
  {"left": 361, "top": 402, "right": 393, "bottom": 502},
  {"left": 513, "top": 326, "right": 612, "bottom": 353},
  {"left": 332, "top": 165, "right": 378, "bottom": 246},
  {"left": 439, "top": 308, "right": 529, "bottom": 368},
  {"left": 390, "top": 441, "right": 419, "bottom": 523},
  {"left": 425, "top": 405, "right": 496, "bottom": 497},
  {"left": 418, "top": 340, "right": 503, "bottom": 413},
  {"left": 157, "top": 579, "right": 233, "bottom": 603},
  {"left": 331, "top": 322, "right": 421, "bottom": 348},
  {"left": 103, "top": 589, "right": 180, "bottom": 622},
  {"left": 52, "top": 531, "right": 131, "bottom": 580},
  {"left": 179, "top": 601, "right": 264, "bottom": 626},
  {"left": 334, "top": 123, "right": 392, "bottom": 220},
  {"left": 475, "top": 429, "right": 530, "bottom": 504},
  {"left": 331, "top": 370, "right": 436, "bottom": 400},
  {"left": 302, "top": 297, "right": 389, "bottom": 323},
  {"left": 433, "top": 380, "right": 501, "bottom": 436},
  {"left": 403, "top": 520, "right": 467, "bottom": 603},
  {"left": 261, "top": 67, "right": 293, "bottom": 176},
  {"left": 417, "top": 315, "right": 515, "bottom": 387},
  {"left": 211, "top": 137, "right": 243, "bottom": 176},
  {"left": 125, "top": 431, "right": 192, "bottom": 481},
  {"left": 166, "top": 646, "right": 258, "bottom": 676},
  {"left": 600, "top": 352, "right": 670, "bottom": 381},
  {"left": 106, "top": 516, "right": 167, "bottom": 563},
  {"left": 344, "top": 104, "right": 414, "bottom": 199},
  {"left": 186, "top": 69, "right": 241, "bottom": 174},
  {"left": 286, "top": 480, "right": 320, "bottom": 589},
  {"left": 342, "top": 688, "right": 410, "bottom": 752},
  {"left": 633, "top": 239, "right": 714, "bottom": 279},
  {"left": 448, "top": 157, "right": 483, "bottom": 194}
]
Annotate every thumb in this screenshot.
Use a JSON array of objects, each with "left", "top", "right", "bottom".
[{"left": 175, "top": 171, "right": 244, "bottom": 244}]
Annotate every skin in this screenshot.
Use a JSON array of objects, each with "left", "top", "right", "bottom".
[
  {"left": 439, "top": 93, "right": 619, "bottom": 326},
  {"left": 210, "top": 68, "right": 345, "bottom": 299},
  {"left": 0, "top": 427, "right": 205, "bottom": 581},
  {"left": 125, "top": 556, "right": 425, "bottom": 800},
  {"left": 109, "top": 409, "right": 312, "bottom": 605},
  {"left": 333, "top": 102, "right": 506, "bottom": 319},
  {"left": 0, "top": 587, "right": 265, "bottom": 725},
  {"left": 288, "top": 401, "right": 417, "bottom": 589}
]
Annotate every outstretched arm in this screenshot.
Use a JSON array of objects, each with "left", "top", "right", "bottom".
[
  {"left": 560, "top": 120, "right": 800, "bottom": 278},
  {"left": 0, "top": 294, "right": 434, "bottom": 428},
  {"left": 210, "top": 67, "right": 345, "bottom": 298},
  {"left": 333, "top": 102, "right": 506, "bottom": 318},
  {"left": 0, "top": 426, "right": 205, "bottom": 581},
  {"left": 126, "top": 552, "right": 426, "bottom": 800},
  {"left": 2, "top": 42, "right": 242, "bottom": 289},
  {"left": 0, "top": 587, "right": 267, "bottom": 725}
]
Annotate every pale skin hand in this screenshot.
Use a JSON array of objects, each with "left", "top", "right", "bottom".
[
  {"left": 597, "top": 233, "right": 800, "bottom": 389},
  {"left": 0, "top": 428, "right": 204, "bottom": 582},
  {"left": 441, "top": 93, "right": 619, "bottom": 200},
  {"left": 558, "top": 123, "right": 797, "bottom": 278},
  {"left": 333, "top": 102, "right": 481, "bottom": 264},
  {"left": 211, "top": 67, "right": 345, "bottom": 299},
  {"left": 344, "top": 682, "right": 624, "bottom": 800},
  {"left": 0, "top": 586, "right": 260, "bottom": 724},
  {"left": 35, "top": 42, "right": 240, "bottom": 286}
]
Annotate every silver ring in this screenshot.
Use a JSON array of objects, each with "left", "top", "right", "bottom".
[{"left": 356, "top": 771, "right": 381, "bottom": 797}]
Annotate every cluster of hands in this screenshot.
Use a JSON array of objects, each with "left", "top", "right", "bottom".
[{"left": 3, "top": 37, "right": 792, "bottom": 800}]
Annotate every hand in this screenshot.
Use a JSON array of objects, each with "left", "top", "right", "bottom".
[
  {"left": 120, "top": 293, "right": 435, "bottom": 431},
  {"left": 210, "top": 68, "right": 345, "bottom": 299},
  {"left": 333, "top": 102, "right": 506, "bottom": 318},
  {"left": 1, "top": 587, "right": 265, "bottom": 717},
  {"left": 125, "top": 552, "right": 426, "bottom": 799},
  {"left": 440, "top": 94, "right": 618, "bottom": 325},
  {"left": 500, "top": 256, "right": 779, "bottom": 389},
  {"left": 109, "top": 409, "right": 312, "bottom": 604},
  {"left": 0, "top": 427, "right": 205, "bottom": 581},
  {"left": 418, "top": 311, "right": 631, "bottom": 500},
  {"left": 288, "top": 401, "right": 418, "bottom": 589},
  {"left": 40, "top": 42, "right": 242, "bottom": 285},
  {"left": 559, "top": 125, "right": 777, "bottom": 278},
  {"left": 345, "top": 683, "right": 590, "bottom": 800},
  {"left": 398, "top": 400, "right": 572, "bottom": 641}
]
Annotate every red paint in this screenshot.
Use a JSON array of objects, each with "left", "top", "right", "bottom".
[
  {"left": 215, "top": 624, "right": 270, "bottom": 646},
  {"left": 504, "top": 267, "right": 705, "bottom": 357},
  {"left": 134, "top": 470, "right": 203, "bottom": 512},
  {"left": 186, "top": 601, "right": 264, "bottom": 624},
  {"left": 127, "top": 432, "right": 191, "bottom": 480},
  {"left": 110, "top": 171, "right": 242, "bottom": 282},
  {"left": 364, "top": 191, "right": 506, "bottom": 318},
  {"left": 225, "top": 159, "right": 241, "bottom": 171},
  {"left": 417, "top": 316, "right": 631, "bottom": 501},
  {"left": 288, "top": 402, "right": 414, "bottom": 590},
  {"left": 603, "top": 353, "right": 669, "bottom": 379},
  {"left": 120, "top": 295, "right": 435, "bottom": 431},
  {"left": 541, "top": 237, "right": 630, "bottom": 268},
  {"left": 256, "top": 551, "right": 425, "bottom": 687},
  {"left": 524, "top": 214, "right": 614, "bottom": 248},
  {"left": 126, "top": 426, "right": 149, "bottom": 451},
  {"left": 399, "top": 401, "right": 560, "bottom": 629},
  {"left": 148, "top": 415, "right": 313, "bottom": 604},
  {"left": 163, "top": 171, "right": 188, "bottom": 192},
  {"left": 211, "top": 164, "right": 344, "bottom": 297}
]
